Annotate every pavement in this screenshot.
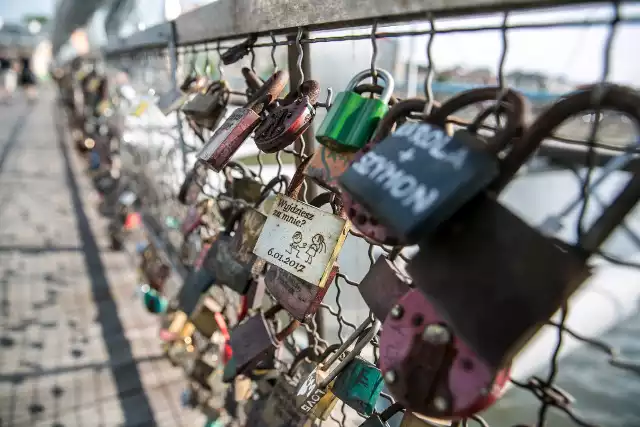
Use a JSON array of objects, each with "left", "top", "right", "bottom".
[{"left": 0, "top": 91, "right": 204, "bottom": 427}]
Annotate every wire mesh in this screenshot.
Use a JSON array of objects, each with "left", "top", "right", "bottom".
[{"left": 97, "top": 2, "right": 640, "bottom": 426}]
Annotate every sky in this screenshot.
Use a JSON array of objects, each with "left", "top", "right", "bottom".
[{"left": 0, "top": 0, "right": 54, "bottom": 22}]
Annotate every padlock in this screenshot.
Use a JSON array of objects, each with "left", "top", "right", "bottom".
[
  {"left": 190, "top": 295, "right": 224, "bottom": 338},
  {"left": 263, "top": 192, "right": 343, "bottom": 321},
  {"left": 253, "top": 188, "right": 350, "bottom": 288},
  {"left": 223, "top": 161, "right": 264, "bottom": 204},
  {"left": 138, "top": 284, "right": 168, "bottom": 314},
  {"left": 254, "top": 80, "right": 321, "bottom": 153},
  {"left": 296, "top": 317, "right": 379, "bottom": 418},
  {"left": 339, "top": 88, "right": 527, "bottom": 244},
  {"left": 197, "top": 71, "right": 288, "bottom": 171},
  {"left": 260, "top": 360, "right": 311, "bottom": 427},
  {"left": 182, "top": 81, "right": 230, "bottom": 130},
  {"left": 358, "top": 256, "right": 410, "bottom": 321},
  {"left": 175, "top": 244, "right": 218, "bottom": 316},
  {"left": 305, "top": 84, "right": 399, "bottom": 193},
  {"left": 358, "top": 402, "right": 404, "bottom": 427},
  {"left": 332, "top": 356, "right": 384, "bottom": 416},
  {"left": 232, "top": 176, "right": 288, "bottom": 258},
  {"left": 199, "top": 210, "right": 260, "bottom": 295},
  {"left": 160, "top": 310, "right": 189, "bottom": 343},
  {"left": 190, "top": 358, "right": 216, "bottom": 390},
  {"left": 409, "top": 84, "right": 640, "bottom": 372},
  {"left": 380, "top": 290, "right": 510, "bottom": 419},
  {"left": 167, "top": 334, "right": 197, "bottom": 367},
  {"left": 316, "top": 69, "right": 394, "bottom": 152},
  {"left": 181, "top": 199, "right": 214, "bottom": 236},
  {"left": 229, "top": 303, "right": 299, "bottom": 375},
  {"left": 178, "top": 164, "right": 208, "bottom": 205},
  {"left": 156, "top": 74, "right": 208, "bottom": 116}
]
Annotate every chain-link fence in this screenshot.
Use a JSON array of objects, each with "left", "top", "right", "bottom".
[{"left": 80, "top": 1, "right": 640, "bottom": 426}]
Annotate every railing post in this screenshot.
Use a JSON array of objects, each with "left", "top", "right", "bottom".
[
  {"left": 168, "top": 21, "right": 188, "bottom": 175},
  {"left": 286, "top": 31, "right": 326, "bottom": 343}
]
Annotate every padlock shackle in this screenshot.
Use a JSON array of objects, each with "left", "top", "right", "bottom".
[
  {"left": 488, "top": 84, "right": 640, "bottom": 254},
  {"left": 352, "top": 83, "right": 399, "bottom": 108},
  {"left": 309, "top": 191, "right": 347, "bottom": 219},
  {"left": 262, "top": 303, "right": 301, "bottom": 342},
  {"left": 223, "top": 207, "right": 246, "bottom": 235},
  {"left": 345, "top": 69, "right": 395, "bottom": 104},
  {"left": 379, "top": 402, "right": 405, "bottom": 422},
  {"left": 431, "top": 86, "right": 528, "bottom": 154},
  {"left": 319, "top": 317, "right": 381, "bottom": 388},
  {"left": 254, "top": 175, "right": 290, "bottom": 209},
  {"left": 286, "top": 155, "right": 314, "bottom": 200},
  {"left": 490, "top": 84, "right": 638, "bottom": 194},
  {"left": 245, "top": 70, "right": 289, "bottom": 114}
]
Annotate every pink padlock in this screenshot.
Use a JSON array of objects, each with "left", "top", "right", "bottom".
[{"left": 379, "top": 289, "right": 510, "bottom": 420}]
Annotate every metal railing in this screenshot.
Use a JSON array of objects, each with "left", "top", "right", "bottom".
[{"left": 98, "top": 0, "right": 640, "bottom": 426}]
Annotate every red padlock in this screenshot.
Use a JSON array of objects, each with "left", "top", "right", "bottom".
[{"left": 379, "top": 289, "right": 509, "bottom": 420}]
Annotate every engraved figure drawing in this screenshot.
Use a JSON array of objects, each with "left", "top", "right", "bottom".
[
  {"left": 286, "top": 231, "right": 307, "bottom": 257},
  {"left": 305, "top": 233, "right": 326, "bottom": 264}
]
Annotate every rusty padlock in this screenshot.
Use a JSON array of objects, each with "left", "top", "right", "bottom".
[
  {"left": 264, "top": 192, "right": 343, "bottom": 322},
  {"left": 379, "top": 290, "right": 510, "bottom": 419},
  {"left": 340, "top": 88, "right": 526, "bottom": 245},
  {"left": 229, "top": 303, "right": 299, "bottom": 375},
  {"left": 254, "top": 80, "right": 321, "bottom": 153},
  {"left": 409, "top": 84, "right": 640, "bottom": 374},
  {"left": 358, "top": 255, "right": 411, "bottom": 321},
  {"left": 304, "top": 84, "right": 398, "bottom": 193},
  {"left": 197, "top": 70, "right": 288, "bottom": 171}
]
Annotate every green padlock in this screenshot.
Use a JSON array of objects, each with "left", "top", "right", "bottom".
[
  {"left": 332, "top": 357, "right": 385, "bottom": 416},
  {"left": 316, "top": 69, "right": 394, "bottom": 152}
]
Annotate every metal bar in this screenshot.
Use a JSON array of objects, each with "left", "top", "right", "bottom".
[
  {"left": 540, "top": 143, "right": 640, "bottom": 173},
  {"left": 168, "top": 21, "right": 189, "bottom": 175},
  {"left": 286, "top": 31, "right": 325, "bottom": 343},
  {"left": 104, "top": 21, "right": 173, "bottom": 56},
  {"left": 104, "top": 0, "right": 615, "bottom": 54}
]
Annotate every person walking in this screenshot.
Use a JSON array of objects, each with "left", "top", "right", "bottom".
[
  {"left": 0, "top": 48, "right": 17, "bottom": 103},
  {"left": 18, "top": 49, "right": 38, "bottom": 103}
]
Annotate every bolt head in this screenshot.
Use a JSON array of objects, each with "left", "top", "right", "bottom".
[
  {"left": 390, "top": 304, "right": 404, "bottom": 320},
  {"left": 422, "top": 324, "right": 451, "bottom": 345},
  {"left": 384, "top": 370, "right": 397, "bottom": 384}
]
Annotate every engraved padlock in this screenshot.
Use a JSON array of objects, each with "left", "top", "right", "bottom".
[
  {"left": 254, "top": 80, "right": 321, "bottom": 153},
  {"left": 264, "top": 192, "right": 343, "bottom": 322},
  {"left": 358, "top": 256, "right": 411, "bottom": 321},
  {"left": 317, "top": 69, "right": 395, "bottom": 152},
  {"left": 253, "top": 172, "right": 350, "bottom": 288},
  {"left": 305, "top": 84, "right": 399, "bottom": 193},
  {"left": 229, "top": 303, "right": 299, "bottom": 375},
  {"left": 260, "top": 350, "right": 316, "bottom": 427},
  {"left": 296, "top": 317, "right": 379, "bottom": 418},
  {"left": 197, "top": 71, "right": 288, "bottom": 171},
  {"left": 409, "top": 84, "right": 640, "bottom": 372},
  {"left": 380, "top": 290, "right": 510, "bottom": 419},
  {"left": 340, "top": 89, "right": 527, "bottom": 244}
]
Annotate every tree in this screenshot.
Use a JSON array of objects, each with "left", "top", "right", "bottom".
[{"left": 22, "top": 15, "right": 50, "bottom": 27}]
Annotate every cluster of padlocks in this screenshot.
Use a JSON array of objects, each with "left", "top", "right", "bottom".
[{"left": 52, "top": 50, "right": 640, "bottom": 427}]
